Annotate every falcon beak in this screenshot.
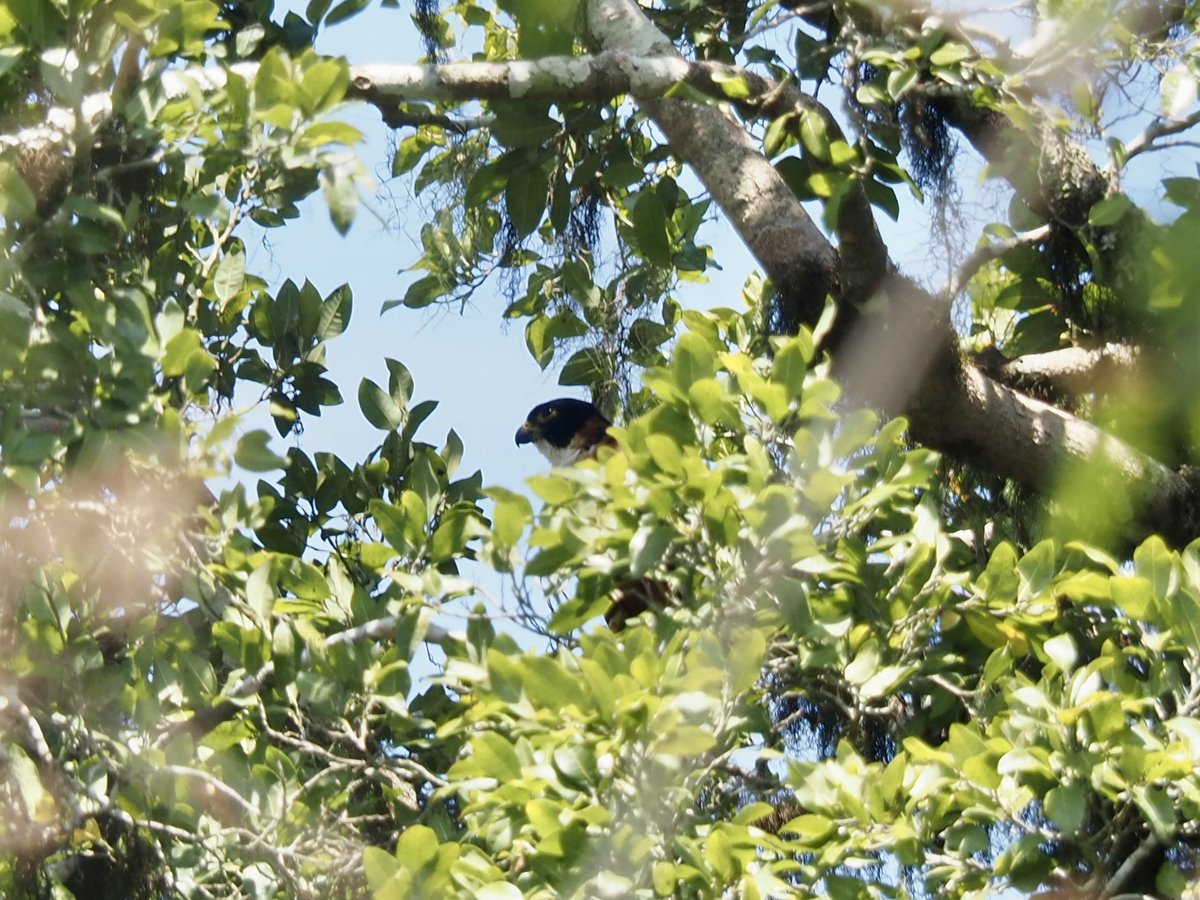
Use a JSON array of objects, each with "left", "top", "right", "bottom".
[{"left": 515, "top": 423, "right": 536, "bottom": 446}]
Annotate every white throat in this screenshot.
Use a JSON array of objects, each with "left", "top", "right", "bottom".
[{"left": 536, "top": 439, "right": 588, "bottom": 466}]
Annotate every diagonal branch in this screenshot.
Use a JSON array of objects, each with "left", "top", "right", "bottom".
[{"left": 580, "top": 9, "right": 841, "bottom": 331}]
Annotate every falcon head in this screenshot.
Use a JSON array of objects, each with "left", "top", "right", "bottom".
[{"left": 515, "top": 398, "right": 615, "bottom": 465}]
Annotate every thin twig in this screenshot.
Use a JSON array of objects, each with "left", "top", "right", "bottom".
[
  {"left": 1123, "top": 107, "right": 1200, "bottom": 161},
  {"left": 938, "top": 225, "right": 1051, "bottom": 303},
  {"left": 1104, "top": 831, "right": 1161, "bottom": 898}
]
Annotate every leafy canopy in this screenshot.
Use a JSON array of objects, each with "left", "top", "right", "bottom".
[{"left": 3, "top": 0, "right": 1200, "bottom": 898}]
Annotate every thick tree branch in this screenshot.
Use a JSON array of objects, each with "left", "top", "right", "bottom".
[
  {"left": 350, "top": 54, "right": 692, "bottom": 104},
  {"left": 1103, "top": 832, "right": 1162, "bottom": 898},
  {"left": 582, "top": 5, "right": 839, "bottom": 330},
  {"left": 843, "top": 280, "right": 1197, "bottom": 543},
  {"left": 983, "top": 343, "right": 1141, "bottom": 399}
]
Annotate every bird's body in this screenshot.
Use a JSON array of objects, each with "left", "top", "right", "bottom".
[
  {"left": 515, "top": 398, "right": 616, "bottom": 464},
  {"left": 516, "top": 398, "right": 665, "bottom": 630}
]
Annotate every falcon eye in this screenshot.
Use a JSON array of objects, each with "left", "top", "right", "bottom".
[{"left": 544, "top": 407, "right": 557, "bottom": 419}]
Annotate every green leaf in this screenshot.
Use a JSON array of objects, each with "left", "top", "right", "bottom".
[
  {"left": 326, "top": 0, "right": 371, "bottom": 25},
  {"left": 395, "top": 824, "right": 439, "bottom": 872},
  {"left": 688, "top": 378, "right": 739, "bottom": 426},
  {"left": 633, "top": 190, "right": 672, "bottom": 266},
  {"left": 505, "top": 167, "right": 548, "bottom": 237},
  {"left": 865, "top": 178, "right": 900, "bottom": 220},
  {"left": 236, "top": 430, "right": 287, "bottom": 472},
  {"left": 1088, "top": 194, "right": 1133, "bottom": 227},
  {"left": 363, "top": 846, "right": 400, "bottom": 890},
  {"left": 298, "top": 121, "right": 362, "bottom": 149},
  {"left": 1133, "top": 785, "right": 1176, "bottom": 841},
  {"left": 727, "top": 629, "right": 766, "bottom": 693},
  {"left": 272, "top": 622, "right": 297, "bottom": 686},
  {"left": 630, "top": 524, "right": 674, "bottom": 576},
  {"left": 887, "top": 65, "right": 919, "bottom": 99},
  {"left": 673, "top": 332, "right": 717, "bottom": 390},
  {"left": 1043, "top": 633, "right": 1077, "bottom": 673},
  {"left": 317, "top": 284, "right": 352, "bottom": 339},
  {"left": 1163, "top": 177, "right": 1200, "bottom": 210},
  {"left": 213, "top": 247, "right": 246, "bottom": 305},
  {"left": 781, "top": 814, "right": 834, "bottom": 843},
  {"left": 764, "top": 112, "right": 796, "bottom": 157},
  {"left": 487, "top": 488, "right": 532, "bottom": 547},
  {"left": 450, "top": 731, "right": 522, "bottom": 781},
  {"left": 393, "top": 132, "right": 433, "bottom": 176},
  {"left": 1017, "top": 539, "right": 1056, "bottom": 601},
  {"left": 711, "top": 69, "right": 751, "bottom": 100},
  {"left": 860, "top": 664, "right": 914, "bottom": 699},
  {"left": 321, "top": 164, "right": 359, "bottom": 235},
  {"left": 183, "top": 348, "right": 217, "bottom": 394},
  {"left": 629, "top": 318, "right": 674, "bottom": 352},
  {"left": 645, "top": 434, "right": 683, "bottom": 475},
  {"left": 806, "top": 170, "right": 847, "bottom": 198},
  {"left": 1162, "top": 63, "right": 1198, "bottom": 119},
  {"left": 300, "top": 60, "right": 350, "bottom": 111},
  {"left": 845, "top": 639, "right": 880, "bottom": 685},
  {"left": 371, "top": 495, "right": 425, "bottom": 555},
  {"left": 771, "top": 339, "right": 808, "bottom": 396},
  {"left": 162, "top": 328, "right": 204, "bottom": 377},
  {"left": 1134, "top": 536, "right": 1175, "bottom": 600},
  {"left": 358, "top": 378, "right": 406, "bottom": 430},
  {"left": 1044, "top": 782, "right": 1086, "bottom": 835},
  {"left": 431, "top": 507, "right": 484, "bottom": 561},
  {"left": 559, "top": 347, "right": 608, "bottom": 387},
  {"left": 394, "top": 275, "right": 442, "bottom": 311},
  {"left": 465, "top": 159, "right": 509, "bottom": 205},
  {"left": 6, "top": 746, "right": 47, "bottom": 817},
  {"left": 520, "top": 656, "right": 585, "bottom": 709},
  {"left": 929, "top": 41, "right": 970, "bottom": 66},
  {"left": 799, "top": 112, "right": 831, "bottom": 162},
  {"left": 489, "top": 103, "right": 560, "bottom": 148}
]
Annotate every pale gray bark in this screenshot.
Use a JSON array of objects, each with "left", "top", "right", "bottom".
[
  {"left": 585, "top": 0, "right": 839, "bottom": 328},
  {"left": 989, "top": 343, "right": 1141, "bottom": 398}
]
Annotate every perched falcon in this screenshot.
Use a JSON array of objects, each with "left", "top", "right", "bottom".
[
  {"left": 515, "top": 398, "right": 616, "bottom": 465},
  {"left": 516, "top": 398, "right": 669, "bottom": 630}
]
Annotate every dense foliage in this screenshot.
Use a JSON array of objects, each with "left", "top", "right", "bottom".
[{"left": 5, "top": 0, "right": 1200, "bottom": 898}]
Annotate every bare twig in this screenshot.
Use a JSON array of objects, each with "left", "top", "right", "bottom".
[
  {"left": 1123, "top": 107, "right": 1200, "bottom": 161},
  {"left": 937, "top": 225, "right": 1051, "bottom": 303}
]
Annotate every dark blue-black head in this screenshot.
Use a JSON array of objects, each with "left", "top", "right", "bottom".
[{"left": 515, "top": 398, "right": 615, "bottom": 465}]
